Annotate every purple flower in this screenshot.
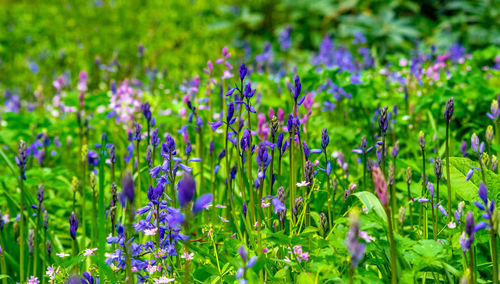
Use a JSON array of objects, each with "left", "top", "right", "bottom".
[
  {"left": 444, "top": 97, "right": 454, "bottom": 121},
  {"left": 478, "top": 182, "right": 489, "bottom": 205},
  {"left": 238, "top": 246, "right": 248, "bottom": 262},
  {"left": 471, "top": 133, "right": 479, "bottom": 154},
  {"left": 120, "top": 172, "right": 135, "bottom": 206},
  {"left": 321, "top": 128, "right": 329, "bottom": 150},
  {"left": 69, "top": 212, "right": 78, "bottom": 240},
  {"left": 193, "top": 193, "right": 213, "bottom": 215},
  {"left": 378, "top": 107, "right": 389, "bottom": 134},
  {"left": 141, "top": 102, "right": 152, "bottom": 123},
  {"left": 278, "top": 26, "right": 292, "bottom": 51},
  {"left": 178, "top": 174, "right": 196, "bottom": 207},
  {"left": 487, "top": 100, "right": 500, "bottom": 121},
  {"left": 460, "top": 140, "right": 468, "bottom": 157},
  {"left": 239, "top": 63, "right": 247, "bottom": 83}
]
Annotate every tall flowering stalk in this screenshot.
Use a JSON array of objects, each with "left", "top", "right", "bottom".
[
  {"left": 345, "top": 208, "right": 365, "bottom": 284},
  {"left": 487, "top": 99, "right": 500, "bottom": 147},
  {"left": 69, "top": 211, "right": 78, "bottom": 273},
  {"left": 15, "top": 140, "right": 28, "bottom": 282},
  {"left": 405, "top": 167, "right": 413, "bottom": 230},
  {"left": 268, "top": 116, "right": 279, "bottom": 220},
  {"left": 134, "top": 122, "right": 143, "bottom": 208},
  {"left": 418, "top": 131, "right": 427, "bottom": 238},
  {"left": 33, "top": 184, "right": 44, "bottom": 276},
  {"left": 444, "top": 97, "right": 454, "bottom": 222},
  {"left": 460, "top": 211, "right": 482, "bottom": 284},
  {"left": 378, "top": 107, "right": 389, "bottom": 175},
  {"left": 120, "top": 172, "right": 135, "bottom": 284},
  {"left": 474, "top": 183, "right": 498, "bottom": 284},
  {"left": 352, "top": 136, "right": 373, "bottom": 192},
  {"left": 372, "top": 166, "right": 397, "bottom": 284},
  {"left": 471, "top": 133, "right": 487, "bottom": 183}
]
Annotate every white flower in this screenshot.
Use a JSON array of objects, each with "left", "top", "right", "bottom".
[
  {"left": 56, "top": 252, "right": 70, "bottom": 258},
  {"left": 219, "top": 216, "right": 229, "bottom": 223},
  {"left": 144, "top": 228, "right": 158, "bottom": 236},
  {"left": 181, "top": 250, "right": 194, "bottom": 261},
  {"left": 147, "top": 263, "right": 157, "bottom": 274},
  {"left": 448, "top": 222, "right": 457, "bottom": 229},
  {"left": 27, "top": 276, "right": 40, "bottom": 284},
  {"left": 83, "top": 248, "right": 97, "bottom": 256},
  {"left": 154, "top": 277, "right": 175, "bottom": 283},
  {"left": 296, "top": 181, "right": 309, "bottom": 187}
]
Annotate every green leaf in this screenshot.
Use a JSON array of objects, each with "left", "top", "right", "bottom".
[
  {"left": 446, "top": 157, "right": 500, "bottom": 201},
  {"left": 351, "top": 191, "right": 387, "bottom": 222}
]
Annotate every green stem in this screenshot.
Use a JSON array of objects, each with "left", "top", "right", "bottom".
[
  {"left": 33, "top": 209, "right": 40, "bottom": 276},
  {"left": 0, "top": 232, "right": 7, "bottom": 284},
  {"left": 125, "top": 206, "right": 134, "bottom": 284},
  {"left": 19, "top": 169, "right": 25, "bottom": 283},
  {"left": 491, "top": 228, "right": 498, "bottom": 284},
  {"left": 446, "top": 122, "right": 452, "bottom": 222},
  {"left": 469, "top": 247, "right": 475, "bottom": 284},
  {"left": 136, "top": 140, "right": 142, "bottom": 209},
  {"left": 386, "top": 206, "right": 398, "bottom": 284}
]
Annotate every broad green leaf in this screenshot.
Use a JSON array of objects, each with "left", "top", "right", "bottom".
[
  {"left": 446, "top": 157, "right": 500, "bottom": 202},
  {"left": 351, "top": 191, "right": 387, "bottom": 222}
]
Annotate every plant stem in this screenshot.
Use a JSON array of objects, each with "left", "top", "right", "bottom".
[
  {"left": 469, "top": 247, "right": 475, "bottom": 284},
  {"left": 0, "top": 232, "right": 7, "bottom": 284},
  {"left": 125, "top": 206, "right": 134, "bottom": 284},
  {"left": 445, "top": 122, "right": 452, "bottom": 222},
  {"left": 136, "top": 140, "right": 142, "bottom": 209},
  {"left": 33, "top": 208, "right": 40, "bottom": 276},
  {"left": 491, "top": 228, "right": 498, "bottom": 284},
  {"left": 19, "top": 168, "right": 25, "bottom": 283},
  {"left": 407, "top": 183, "right": 413, "bottom": 231},
  {"left": 386, "top": 206, "right": 398, "bottom": 284}
]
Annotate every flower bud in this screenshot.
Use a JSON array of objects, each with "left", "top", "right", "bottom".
[
  {"left": 271, "top": 116, "right": 279, "bottom": 138},
  {"left": 492, "top": 155, "right": 498, "bottom": 172},
  {"left": 320, "top": 212, "right": 328, "bottom": 236},
  {"left": 399, "top": 207, "right": 406, "bottom": 224},
  {"left": 405, "top": 167, "right": 412, "bottom": 185},
  {"left": 444, "top": 97, "right": 454, "bottom": 121},
  {"left": 434, "top": 157, "right": 443, "bottom": 180},
  {"left": 418, "top": 131, "right": 425, "bottom": 149},
  {"left": 486, "top": 125, "right": 494, "bottom": 143}
]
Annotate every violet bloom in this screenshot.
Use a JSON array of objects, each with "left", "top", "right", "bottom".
[
  {"left": 460, "top": 140, "right": 468, "bottom": 157},
  {"left": 120, "top": 172, "right": 135, "bottom": 207},
  {"left": 487, "top": 100, "right": 500, "bottom": 121},
  {"left": 278, "top": 26, "right": 292, "bottom": 51},
  {"left": 15, "top": 140, "right": 28, "bottom": 180},
  {"left": 465, "top": 167, "right": 481, "bottom": 181},
  {"left": 141, "top": 102, "right": 152, "bottom": 124},
  {"left": 444, "top": 97, "right": 454, "bottom": 122},
  {"left": 255, "top": 143, "right": 272, "bottom": 188},
  {"left": 69, "top": 212, "right": 78, "bottom": 240},
  {"left": 471, "top": 133, "right": 480, "bottom": 154},
  {"left": 178, "top": 174, "right": 196, "bottom": 207},
  {"left": 352, "top": 136, "right": 373, "bottom": 156},
  {"left": 460, "top": 211, "right": 481, "bottom": 252},
  {"left": 293, "top": 75, "right": 305, "bottom": 106},
  {"left": 474, "top": 182, "right": 495, "bottom": 223},
  {"left": 236, "top": 246, "right": 257, "bottom": 283},
  {"left": 378, "top": 107, "right": 389, "bottom": 135},
  {"left": 239, "top": 63, "right": 247, "bottom": 83},
  {"left": 345, "top": 209, "right": 365, "bottom": 268}
]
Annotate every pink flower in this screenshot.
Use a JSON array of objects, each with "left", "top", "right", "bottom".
[
  {"left": 83, "top": 248, "right": 97, "bottom": 256},
  {"left": 372, "top": 167, "right": 388, "bottom": 206}
]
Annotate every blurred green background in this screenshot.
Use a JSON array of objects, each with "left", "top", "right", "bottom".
[{"left": 1, "top": 0, "right": 499, "bottom": 92}]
